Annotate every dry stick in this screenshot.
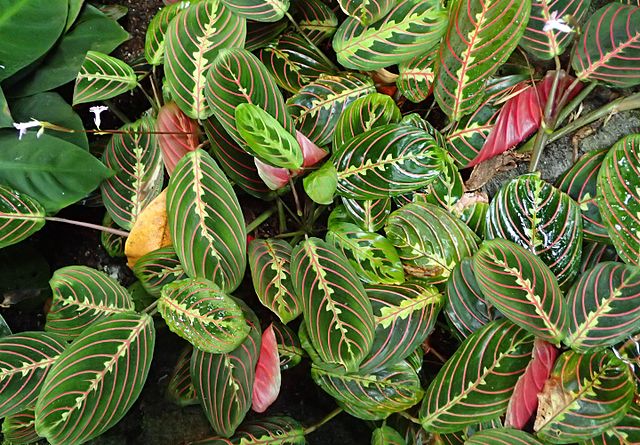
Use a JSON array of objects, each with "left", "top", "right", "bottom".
[
  {"left": 45, "top": 217, "right": 130, "bottom": 237},
  {"left": 303, "top": 407, "right": 344, "bottom": 436}
]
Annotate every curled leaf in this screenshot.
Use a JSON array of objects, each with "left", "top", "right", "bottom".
[
  {"left": 252, "top": 324, "right": 281, "bottom": 413},
  {"left": 125, "top": 189, "right": 171, "bottom": 268},
  {"left": 157, "top": 102, "right": 200, "bottom": 174}
]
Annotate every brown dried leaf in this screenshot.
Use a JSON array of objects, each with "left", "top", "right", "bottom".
[
  {"left": 125, "top": 189, "right": 171, "bottom": 268},
  {"left": 465, "top": 151, "right": 530, "bottom": 191},
  {"left": 534, "top": 375, "right": 572, "bottom": 432}
]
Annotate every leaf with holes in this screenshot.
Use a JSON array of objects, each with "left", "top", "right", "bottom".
[
  {"left": 0, "top": 185, "right": 45, "bottom": 249},
  {"left": 157, "top": 101, "right": 201, "bottom": 175},
  {"left": 434, "top": 0, "right": 530, "bottom": 120},
  {"left": 46, "top": 266, "right": 135, "bottom": 340},
  {"left": 534, "top": 349, "right": 635, "bottom": 443},
  {"left": 473, "top": 238, "right": 568, "bottom": 344},
  {"left": 191, "top": 416, "right": 305, "bottom": 445},
  {"left": 167, "top": 149, "right": 246, "bottom": 292},
  {"left": 420, "top": 319, "right": 535, "bottom": 433},
  {"left": 341, "top": 198, "right": 391, "bottom": 233},
  {"left": 248, "top": 238, "right": 301, "bottom": 324},
  {"left": 293, "top": 0, "right": 338, "bottom": 43},
  {"left": 291, "top": 237, "right": 375, "bottom": 373},
  {"left": 573, "top": 4, "right": 640, "bottom": 87},
  {"left": 2, "top": 406, "right": 41, "bottom": 445},
  {"left": 287, "top": 72, "right": 376, "bottom": 146},
  {"left": 466, "top": 428, "right": 544, "bottom": 444},
  {"left": 386, "top": 202, "right": 479, "bottom": 285},
  {"left": 0, "top": 332, "right": 66, "bottom": 418},
  {"left": 35, "top": 313, "right": 155, "bottom": 445},
  {"left": 72, "top": 51, "right": 137, "bottom": 105},
  {"left": 133, "top": 246, "right": 187, "bottom": 297},
  {"left": 164, "top": 0, "right": 246, "bottom": 119},
  {"left": 101, "top": 116, "right": 164, "bottom": 231},
  {"left": 166, "top": 345, "right": 198, "bottom": 407},
  {"left": 397, "top": 47, "right": 438, "bottom": 103},
  {"left": 486, "top": 173, "right": 583, "bottom": 288},
  {"left": 597, "top": 134, "right": 640, "bottom": 266},
  {"left": 145, "top": 0, "right": 192, "bottom": 65},
  {"left": 333, "top": 0, "right": 447, "bottom": 71}
]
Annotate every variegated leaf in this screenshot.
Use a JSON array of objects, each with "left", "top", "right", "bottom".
[
  {"left": 292, "top": 0, "right": 338, "bottom": 44},
  {"left": 338, "top": 0, "right": 397, "bottom": 26},
  {"left": 271, "top": 322, "right": 304, "bottom": 370},
  {"left": 2, "top": 406, "right": 41, "bottom": 445},
  {"left": 580, "top": 242, "right": 620, "bottom": 273},
  {"left": 342, "top": 197, "right": 391, "bottom": 233},
  {"left": 221, "top": 0, "right": 289, "bottom": 22},
  {"left": 372, "top": 425, "right": 408, "bottom": 445},
  {"left": 466, "top": 428, "right": 544, "bottom": 444},
  {"left": 133, "top": 246, "right": 187, "bottom": 297},
  {"left": 145, "top": 1, "right": 192, "bottom": 65},
  {"left": 0, "top": 185, "right": 45, "bottom": 249},
  {"left": 397, "top": 47, "right": 438, "bottom": 103},
  {"left": 101, "top": 213, "right": 125, "bottom": 258},
  {"left": 580, "top": 403, "right": 640, "bottom": 445},
  {"left": 191, "top": 416, "right": 305, "bottom": 445},
  {"left": 166, "top": 345, "right": 198, "bottom": 407},
  {"left": 72, "top": 51, "right": 137, "bottom": 105}
]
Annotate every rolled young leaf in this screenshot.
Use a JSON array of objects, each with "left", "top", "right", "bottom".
[
  {"left": 252, "top": 324, "right": 281, "bottom": 413},
  {"left": 157, "top": 102, "right": 201, "bottom": 175}
]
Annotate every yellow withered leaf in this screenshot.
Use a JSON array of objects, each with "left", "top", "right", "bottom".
[{"left": 125, "top": 189, "right": 171, "bottom": 268}]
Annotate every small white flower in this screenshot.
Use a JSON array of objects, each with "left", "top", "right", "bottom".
[
  {"left": 543, "top": 11, "right": 573, "bottom": 33},
  {"left": 89, "top": 105, "right": 109, "bottom": 130},
  {"left": 12, "top": 119, "right": 43, "bottom": 140}
]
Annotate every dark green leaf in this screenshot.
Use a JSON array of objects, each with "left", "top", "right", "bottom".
[
  {"left": 191, "top": 416, "right": 305, "bottom": 445},
  {"left": 0, "top": 185, "right": 45, "bottom": 249},
  {"left": 133, "top": 246, "right": 187, "bottom": 297},
  {"left": 166, "top": 345, "right": 198, "bottom": 407},
  {"left": 101, "top": 213, "right": 126, "bottom": 258},
  {"left": 2, "top": 406, "right": 41, "bottom": 445},
  {"left": 372, "top": 425, "right": 408, "bottom": 445},
  {"left": 72, "top": 51, "right": 137, "bottom": 105},
  {"left": 466, "top": 428, "right": 544, "bottom": 444},
  {"left": 342, "top": 197, "right": 391, "bottom": 233},
  {"left": 271, "top": 321, "right": 304, "bottom": 370},
  {"left": 580, "top": 403, "right": 640, "bottom": 445}
]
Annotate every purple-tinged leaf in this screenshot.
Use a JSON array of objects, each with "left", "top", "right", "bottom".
[
  {"left": 252, "top": 324, "right": 281, "bottom": 413},
  {"left": 157, "top": 102, "right": 201, "bottom": 175}
]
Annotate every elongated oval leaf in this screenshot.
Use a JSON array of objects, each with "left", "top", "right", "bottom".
[
  {"left": 167, "top": 149, "right": 246, "bottom": 292},
  {"left": 597, "top": 134, "right": 640, "bottom": 266},
  {"left": 291, "top": 237, "right": 375, "bottom": 372},
  {"left": 166, "top": 345, "right": 198, "bottom": 407},
  {"left": 2, "top": 406, "right": 41, "bottom": 445},
  {"left": 372, "top": 425, "right": 407, "bottom": 445},
  {"left": 35, "top": 313, "right": 155, "bottom": 445},
  {"left": 466, "top": 428, "right": 544, "bottom": 444},
  {"left": 192, "top": 416, "right": 305, "bottom": 445},
  {"left": 145, "top": 1, "right": 192, "bottom": 65},
  {"left": 133, "top": 246, "right": 187, "bottom": 297},
  {"left": 0, "top": 185, "right": 45, "bottom": 249},
  {"left": 293, "top": 0, "right": 338, "bottom": 44},
  {"left": 221, "top": 0, "right": 289, "bottom": 22},
  {"left": 0, "top": 332, "right": 66, "bottom": 418},
  {"left": 342, "top": 197, "right": 391, "bottom": 233},
  {"left": 271, "top": 322, "right": 304, "bottom": 370},
  {"left": 46, "top": 266, "right": 134, "bottom": 340},
  {"left": 164, "top": 0, "right": 246, "bottom": 119},
  {"left": 397, "top": 47, "right": 438, "bottom": 103},
  {"left": 157, "top": 101, "right": 201, "bottom": 175},
  {"left": 580, "top": 403, "right": 640, "bottom": 445},
  {"left": 72, "top": 51, "right": 137, "bottom": 105},
  {"left": 333, "top": 0, "right": 448, "bottom": 71},
  {"left": 420, "top": 319, "right": 535, "bottom": 433}
]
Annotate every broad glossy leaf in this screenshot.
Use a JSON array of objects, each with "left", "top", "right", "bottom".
[
  {"left": 334, "top": 124, "right": 447, "bottom": 200},
  {"left": 486, "top": 173, "right": 583, "bottom": 288},
  {"left": 420, "top": 319, "right": 535, "bottom": 433},
  {"left": 35, "top": 313, "right": 155, "bottom": 445},
  {"left": 564, "top": 262, "right": 640, "bottom": 351},
  {"left": 372, "top": 425, "right": 407, "bottom": 445},
  {"left": 474, "top": 238, "right": 568, "bottom": 344},
  {"left": 160, "top": 278, "right": 249, "bottom": 353},
  {"left": 581, "top": 403, "right": 640, "bottom": 445},
  {"left": 157, "top": 101, "right": 201, "bottom": 175},
  {"left": 166, "top": 345, "right": 198, "bottom": 407},
  {"left": 271, "top": 322, "right": 303, "bottom": 370},
  {"left": 100, "top": 213, "right": 125, "bottom": 258},
  {"left": 534, "top": 350, "right": 635, "bottom": 443},
  {"left": 252, "top": 324, "right": 281, "bottom": 413},
  {"left": 458, "top": 200, "right": 489, "bottom": 238},
  {"left": 0, "top": 133, "right": 112, "bottom": 213},
  {"left": 597, "top": 134, "right": 640, "bottom": 266},
  {"left": 556, "top": 148, "right": 609, "bottom": 243},
  {"left": 434, "top": 0, "right": 531, "bottom": 120},
  {"left": 133, "top": 246, "right": 187, "bottom": 297},
  {"left": 245, "top": 19, "right": 288, "bottom": 51},
  {"left": 342, "top": 197, "right": 391, "bottom": 232},
  {"left": 0, "top": 88, "right": 12, "bottom": 128},
  {"left": 167, "top": 149, "right": 246, "bottom": 292},
  {"left": 580, "top": 242, "right": 619, "bottom": 273},
  {"left": 292, "top": 0, "right": 338, "bottom": 43},
  {"left": 0, "top": 332, "right": 66, "bottom": 418},
  {"left": 418, "top": 152, "right": 464, "bottom": 213},
  {"left": 291, "top": 237, "right": 375, "bottom": 372},
  {"left": 385, "top": 202, "right": 479, "bottom": 285},
  {"left": 221, "top": 0, "right": 289, "bottom": 22},
  {"left": 333, "top": 93, "right": 402, "bottom": 149},
  {"left": 445, "top": 99, "right": 499, "bottom": 167},
  {"left": 101, "top": 116, "right": 164, "bottom": 230},
  {"left": 303, "top": 161, "right": 337, "bottom": 205},
  {"left": 0, "top": 185, "right": 45, "bottom": 249},
  {"left": 192, "top": 416, "right": 305, "bottom": 445},
  {"left": 397, "top": 47, "right": 438, "bottom": 103},
  {"left": 312, "top": 359, "right": 424, "bottom": 419},
  {"left": 164, "top": 0, "right": 246, "bottom": 119},
  {"left": 2, "top": 406, "right": 41, "bottom": 445},
  {"left": 46, "top": 266, "right": 134, "bottom": 340},
  {"left": 287, "top": 72, "right": 376, "bottom": 146},
  {"left": 145, "top": 1, "right": 192, "bottom": 65},
  {"left": 466, "top": 428, "right": 544, "bottom": 444},
  {"left": 338, "top": 0, "right": 397, "bottom": 25},
  {"left": 191, "top": 300, "right": 261, "bottom": 437},
  {"left": 333, "top": 0, "right": 447, "bottom": 71},
  {"left": 359, "top": 282, "right": 442, "bottom": 373},
  {"left": 573, "top": 4, "right": 640, "bottom": 87},
  {"left": 248, "top": 239, "right": 300, "bottom": 324},
  {"left": 72, "top": 51, "right": 137, "bottom": 105}
]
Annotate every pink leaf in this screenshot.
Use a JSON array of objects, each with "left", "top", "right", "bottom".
[
  {"left": 157, "top": 102, "right": 200, "bottom": 174},
  {"left": 505, "top": 339, "right": 559, "bottom": 429},
  {"left": 297, "top": 130, "right": 328, "bottom": 168},
  {"left": 468, "top": 71, "right": 582, "bottom": 167},
  {"left": 254, "top": 158, "right": 290, "bottom": 190},
  {"left": 252, "top": 324, "right": 281, "bottom": 413}
]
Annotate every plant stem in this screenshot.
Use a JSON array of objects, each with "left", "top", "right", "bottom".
[
  {"left": 151, "top": 66, "right": 163, "bottom": 109},
  {"left": 398, "top": 411, "right": 422, "bottom": 425},
  {"left": 276, "top": 199, "right": 287, "bottom": 233},
  {"left": 45, "top": 217, "right": 130, "bottom": 237},
  {"left": 246, "top": 207, "right": 276, "bottom": 233},
  {"left": 143, "top": 300, "right": 159, "bottom": 316},
  {"left": 103, "top": 99, "right": 131, "bottom": 124},
  {"left": 288, "top": 177, "right": 303, "bottom": 218},
  {"left": 274, "top": 230, "right": 305, "bottom": 238},
  {"left": 555, "top": 81, "right": 597, "bottom": 127},
  {"left": 303, "top": 407, "right": 343, "bottom": 435}
]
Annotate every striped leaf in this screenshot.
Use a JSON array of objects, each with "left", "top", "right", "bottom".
[
  {"left": 418, "top": 152, "right": 464, "bottom": 213},
  {"left": 0, "top": 332, "right": 66, "bottom": 418},
  {"left": 359, "top": 282, "right": 442, "bottom": 373},
  {"left": 573, "top": 4, "right": 640, "bottom": 87},
  {"left": 419, "top": 319, "right": 535, "bottom": 433},
  {"left": 0, "top": 185, "right": 45, "bottom": 249},
  {"left": 258, "top": 32, "right": 338, "bottom": 93},
  {"left": 248, "top": 238, "right": 301, "bottom": 324},
  {"left": 293, "top": 0, "right": 338, "bottom": 44},
  {"left": 334, "top": 124, "right": 448, "bottom": 200},
  {"left": 271, "top": 321, "right": 304, "bottom": 370},
  {"left": 372, "top": 425, "right": 408, "bottom": 445},
  {"left": 459, "top": 200, "right": 489, "bottom": 238},
  {"left": 191, "top": 416, "right": 304, "bottom": 445},
  {"left": 385, "top": 202, "right": 480, "bottom": 285},
  {"left": 445, "top": 258, "right": 502, "bottom": 339},
  {"left": 597, "top": 134, "right": 640, "bottom": 266},
  {"left": 436, "top": 420, "right": 505, "bottom": 444},
  {"left": 342, "top": 197, "right": 391, "bottom": 233},
  {"left": 434, "top": 0, "right": 530, "bottom": 120},
  {"left": 520, "top": 0, "right": 591, "bottom": 60},
  {"left": 159, "top": 278, "right": 249, "bottom": 353},
  {"left": 486, "top": 173, "right": 583, "bottom": 289},
  {"left": 534, "top": 350, "right": 635, "bottom": 443},
  {"left": 397, "top": 47, "right": 438, "bottom": 103},
  {"left": 35, "top": 313, "right": 155, "bottom": 445},
  {"left": 466, "top": 428, "right": 544, "bottom": 444},
  {"left": 311, "top": 359, "right": 424, "bottom": 419},
  {"left": 445, "top": 100, "right": 499, "bottom": 167},
  {"left": 580, "top": 242, "right": 620, "bottom": 274},
  {"left": 291, "top": 237, "right": 375, "bottom": 373},
  {"left": 221, "top": 0, "right": 289, "bottom": 22},
  {"left": 333, "top": 93, "right": 402, "bottom": 150},
  {"left": 333, "top": 0, "right": 447, "bottom": 71},
  {"left": 72, "top": 51, "right": 137, "bottom": 105},
  {"left": 164, "top": 0, "right": 246, "bottom": 119},
  {"left": 338, "top": 0, "right": 397, "bottom": 26},
  {"left": 133, "top": 246, "right": 187, "bottom": 297},
  {"left": 167, "top": 149, "right": 246, "bottom": 292},
  {"left": 101, "top": 213, "right": 125, "bottom": 258},
  {"left": 287, "top": 72, "right": 376, "bottom": 146},
  {"left": 191, "top": 300, "right": 261, "bottom": 437},
  {"left": 2, "top": 406, "right": 41, "bottom": 445},
  {"left": 556, "top": 148, "right": 609, "bottom": 243},
  {"left": 101, "top": 116, "right": 164, "bottom": 231},
  {"left": 580, "top": 403, "right": 640, "bottom": 445},
  {"left": 473, "top": 238, "right": 568, "bottom": 344},
  {"left": 245, "top": 19, "right": 287, "bottom": 51},
  {"left": 46, "top": 266, "right": 135, "bottom": 340},
  {"left": 166, "top": 345, "right": 198, "bottom": 407},
  {"left": 564, "top": 262, "right": 640, "bottom": 352},
  {"left": 145, "top": 1, "right": 192, "bottom": 65}
]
